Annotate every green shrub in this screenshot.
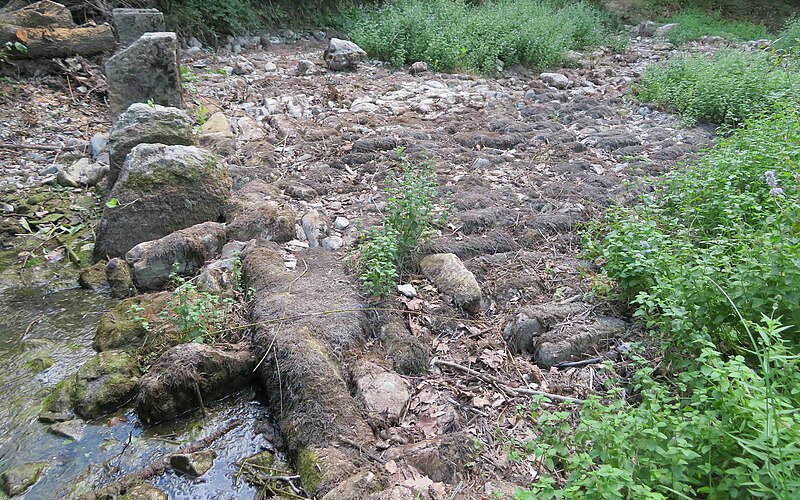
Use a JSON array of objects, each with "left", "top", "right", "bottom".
[
  {"left": 775, "top": 17, "right": 800, "bottom": 54},
  {"left": 637, "top": 49, "right": 799, "bottom": 126},
  {"left": 586, "top": 105, "right": 800, "bottom": 352},
  {"left": 357, "top": 155, "right": 443, "bottom": 296},
  {"left": 339, "top": 0, "right": 623, "bottom": 73},
  {"left": 518, "top": 320, "right": 800, "bottom": 499},
  {"left": 665, "top": 9, "right": 771, "bottom": 44}
]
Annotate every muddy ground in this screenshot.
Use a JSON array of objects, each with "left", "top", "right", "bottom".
[{"left": 1, "top": 33, "right": 724, "bottom": 497}]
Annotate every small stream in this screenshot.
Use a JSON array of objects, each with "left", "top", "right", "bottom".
[{"left": 0, "top": 274, "right": 272, "bottom": 498}]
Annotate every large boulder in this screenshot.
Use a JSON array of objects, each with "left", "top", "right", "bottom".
[
  {"left": 125, "top": 222, "right": 226, "bottom": 291},
  {"left": 419, "top": 253, "right": 482, "bottom": 314},
  {"left": 108, "top": 103, "right": 195, "bottom": 188},
  {"left": 93, "top": 144, "right": 231, "bottom": 261},
  {"left": 41, "top": 350, "right": 141, "bottom": 420},
  {"left": 323, "top": 38, "right": 367, "bottom": 71},
  {"left": 94, "top": 292, "right": 176, "bottom": 353},
  {"left": 105, "top": 32, "right": 182, "bottom": 119},
  {"left": 136, "top": 343, "right": 254, "bottom": 423},
  {"left": 198, "top": 112, "right": 236, "bottom": 156}
]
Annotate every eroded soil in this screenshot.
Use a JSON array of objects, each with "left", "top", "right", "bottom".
[{"left": 0, "top": 34, "right": 722, "bottom": 497}]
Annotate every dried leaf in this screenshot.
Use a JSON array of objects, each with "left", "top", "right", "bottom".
[
  {"left": 384, "top": 459, "right": 398, "bottom": 474},
  {"left": 15, "top": 28, "right": 28, "bottom": 44},
  {"left": 417, "top": 413, "right": 438, "bottom": 438}
]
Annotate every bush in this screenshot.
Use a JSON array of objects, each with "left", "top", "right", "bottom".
[
  {"left": 518, "top": 323, "right": 800, "bottom": 499},
  {"left": 356, "top": 155, "right": 443, "bottom": 296},
  {"left": 665, "top": 9, "right": 771, "bottom": 45},
  {"left": 637, "top": 49, "right": 799, "bottom": 126},
  {"left": 775, "top": 17, "right": 800, "bottom": 54},
  {"left": 339, "top": 0, "right": 624, "bottom": 73},
  {"left": 586, "top": 105, "right": 800, "bottom": 351}
]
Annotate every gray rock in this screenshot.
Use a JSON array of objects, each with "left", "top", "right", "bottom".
[
  {"left": 93, "top": 144, "right": 231, "bottom": 261},
  {"left": 297, "top": 59, "right": 316, "bottom": 75},
  {"left": 90, "top": 132, "right": 109, "bottom": 160},
  {"left": 539, "top": 72, "right": 570, "bottom": 89},
  {"left": 419, "top": 253, "right": 482, "bottom": 314},
  {"left": 123, "top": 483, "right": 167, "bottom": 500},
  {"left": 323, "top": 38, "right": 367, "bottom": 71},
  {"left": 236, "top": 116, "right": 266, "bottom": 141},
  {"left": 653, "top": 42, "right": 674, "bottom": 51},
  {"left": 265, "top": 62, "right": 278, "bottom": 72},
  {"left": 409, "top": 61, "right": 428, "bottom": 75},
  {"left": 57, "top": 158, "right": 109, "bottom": 187},
  {"left": 322, "top": 235, "right": 343, "bottom": 251},
  {"left": 48, "top": 419, "right": 87, "bottom": 441},
  {"left": 108, "top": 103, "right": 195, "bottom": 187},
  {"left": 0, "top": 462, "right": 47, "bottom": 497},
  {"left": 353, "top": 361, "right": 410, "bottom": 424},
  {"left": 170, "top": 450, "right": 216, "bottom": 477},
  {"left": 227, "top": 201, "right": 295, "bottom": 243},
  {"left": 199, "top": 112, "right": 236, "bottom": 156},
  {"left": 136, "top": 343, "right": 254, "bottom": 423},
  {"left": 655, "top": 23, "right": 678, "bottom": 38},
  {"left": 301, "top": 209, "right": 329, "bottom": 248},
  {"left": 188, "top": 36, "right": 203, "bottom": 49},
  {"left": 125, "top": 222, "right": 226, "bottom": 291},
  {"left": 397, "top": 283, "right": 417, "bottom": 298},
  {"left": 106, "top": 257, "right": 136, "bottom": 298},
  {"left": 333, "top": 216, "right": 350, "bottom": 230},
  {"left": 233, "top": 56, "right": 255, "bottom": 75},
  {"left": 632, "top": 20, "right": 657, "bottom": 37},
  {"left": 105, "top": 32, "right": 182, "bottom": 119},
  {"left": 112, "top": 8, "right": 165, "bottom": 48},
  {"left": 471, "top": 158, "right": 490, "bottom": 169},
  {"left": 184, "top": 46, "right": 204, "bottom": 59},
  {"left": 38, "top": 165, "right": 59, "bottom": 176}
]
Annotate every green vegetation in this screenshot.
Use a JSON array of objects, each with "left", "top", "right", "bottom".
[
  {"left": 514, "top": 93, "right": 800, "bottom": 498},
  {"left": 158, "top": 269, "right": 236, "bottom": 344},
  {"left": 775, "top": 17, "right": 800, "bottom": 54},
  {"left": 665, "top": 10, "right": 771, "bottom": 44},
  {"left": 637, "top": 49, "right": 799, "bottom": 126},
  {"left": 357, "top": 153, "right": 443, "bottom": 296},
  {"left": 339, "top": 0, "right": 624, "bottom": 73}
]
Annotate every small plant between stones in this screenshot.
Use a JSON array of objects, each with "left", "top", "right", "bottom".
[{"left": 356, "top": 151, "right": 445, "bottom": 297}]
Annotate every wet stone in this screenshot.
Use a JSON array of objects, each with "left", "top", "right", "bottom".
[
  {"left": 0, "top": 462, "right": 47, "bottom": 497},
  {"left": 49, "top": 418, "right": 87, "bottom": 441},
  {"left": 170, "top": 449, "right": 216, "bottom": 477}
]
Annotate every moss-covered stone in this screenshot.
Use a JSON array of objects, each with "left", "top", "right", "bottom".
[
  {"left": 42, "top": 350, "right": 141, "bottom": 419},
  {"left": 78, "top": 260, "right": 108, "bottom": 291},
  {"left": 94, "top": 292, "right": 177, "bottom": 355},
  {"left": 118, "top": 482, "right": 168, "bottom": 500},
  {"left": 26, "top": 355, "right": 55, "bottom": 373},
  {"left": 0, "top": 462, "right": 47, "bottom": 497},
  {"left": 297, "top": 447, "right": 322, "bottom": 494}
]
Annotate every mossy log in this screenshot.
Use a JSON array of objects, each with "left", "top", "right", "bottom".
[{"left": 1, "top": 23, "right": 116, "bottom": 58}]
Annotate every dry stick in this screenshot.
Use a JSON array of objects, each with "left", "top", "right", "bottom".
[
  {"left": 79, "top": 419, "right": 243, "bottom": 500},
  {"left": 432, "top": 359, "right": 585, "bottom": 405},
  {"left": 0, "top": 142, "right": 89, "bottom": 151},
  {"left": 554, "top": 357, "right": 604, "bottom": 369}
]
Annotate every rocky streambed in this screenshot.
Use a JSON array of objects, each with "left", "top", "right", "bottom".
[{"left": 0, "top": 21, "right": 739, "bottom": 498}]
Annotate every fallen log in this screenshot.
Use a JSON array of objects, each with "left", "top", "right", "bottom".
[
  {"left": 0, "top": 23, "right": 116, "bottom": 58},
  {"left": 3, "top": 0, "right": 76, "bottom": 28}
]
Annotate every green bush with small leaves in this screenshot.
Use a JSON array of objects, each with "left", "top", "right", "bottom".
[
  {"left": 775, "top": 17, "right": 800, "bottom": 54},
  {"left": 637, "top": 49, "right": 799, "bottom": 126},
  {"left": 338, "top": 0, "right": 624, "bottom": 73},
  {"left": 357, "top": 155, "right": 443, "bottom": 296}
]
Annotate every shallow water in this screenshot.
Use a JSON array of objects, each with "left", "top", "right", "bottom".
[{"left": 0, "top": 285, "right": 271, "bottom": 498}]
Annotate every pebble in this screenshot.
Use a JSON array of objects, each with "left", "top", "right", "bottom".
[
  {"left": 322, "top": 235, "right": 344, "bottom": 251},
  {"left": 397, "top": 284, "right": 417, "bottom": 298},
  {"left": 333, "top": 216, "right": 350, "bottom": 230}
]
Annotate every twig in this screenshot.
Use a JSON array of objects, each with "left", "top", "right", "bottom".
[
  {"left": 554, "top": 357, "right": 604, "bottom": 369},
  {"left": 338, "top": 436, "right": 384, "bottom": 464},
  {"left": 0, "top": 142, "right": 89, "bottom": 152},
  {"left": 20, "top": 318, "right": 40, "bottom": 342},
  {"left": 432, "top": 358, "right": 585, "bottom": 404}
]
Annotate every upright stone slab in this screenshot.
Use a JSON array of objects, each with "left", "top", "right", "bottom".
[
  {"left": 112, "top": 8, "right": 165, "bottom": 48},
  {"left": 105, "top": 32, "right": 182, "bottom": 119}
]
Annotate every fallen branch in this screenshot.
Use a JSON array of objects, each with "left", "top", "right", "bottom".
[
  {"left": 0, "top": 142, "right": 89, "bottom": 152},
  {"left": 79, "top": 419, "right": 243, "bottom": 500},
  {"left": 432, "top": 358, "right": 585, "bottom": 404},
  {"left": 554, "top": 357, "right": 604, "bottom": 369}
]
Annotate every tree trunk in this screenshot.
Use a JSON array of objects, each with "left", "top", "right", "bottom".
[{"left": 1, "top": 23, "right": 116, "bottom": 58}]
